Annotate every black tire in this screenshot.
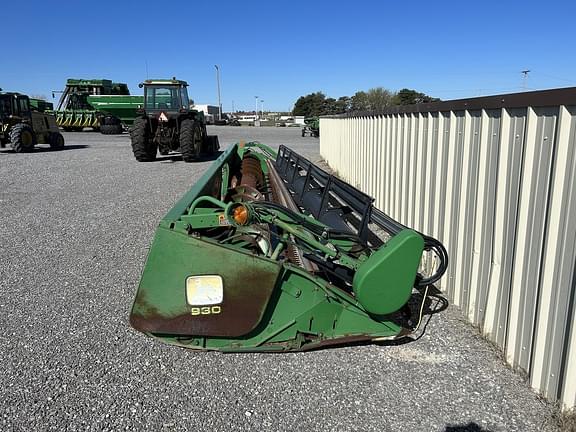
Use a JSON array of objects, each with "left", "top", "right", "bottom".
[
  {"left": 301, "top": 129, "right": 306, "bottom": 137},
  {"left": 194, "top": 124, "right": 204, "bottom": 155},
  {"left": 180, "top": 119, "right": 201, "bottom": 162},
  {"left": 130, "top": 117, "right": 156, "bottom": 162},
  {"left": 100, "top": 123, "right": 123, "bottom": 135},
  {"left": 203, "top": 135, "right": 220, "bottom": 155},
  {"left": 62, "top": 126, "right": 83, "bottom": 132},
  {"left": 49, "top": 132, "right": 65, "bottom": 150},
  {"left": 10, "top": 123, "right": 36, "bottom": 153}
]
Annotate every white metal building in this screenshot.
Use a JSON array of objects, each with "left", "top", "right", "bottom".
[{"left": 319, "top": 87, "right": 576, "bottom": 410}]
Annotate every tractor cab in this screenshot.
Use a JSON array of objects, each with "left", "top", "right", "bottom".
[
  {"left": 140, "top": 79, "right": 190, "bottom": 115},
  {"left": 0, "top": 92, "right": 32, "bottom": 123}
]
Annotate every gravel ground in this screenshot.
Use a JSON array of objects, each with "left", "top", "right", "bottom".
[{"left": 0, "top": 126, "right": 558, "bottom": 431}]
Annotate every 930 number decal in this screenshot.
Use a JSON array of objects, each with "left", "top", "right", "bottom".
[{"left": 190, "top": 306, "right": 222, "bottom": 316}]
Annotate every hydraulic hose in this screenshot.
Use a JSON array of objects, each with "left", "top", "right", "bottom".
[{"left": 371, "top": 207, "right": 448, "bottom": 286}]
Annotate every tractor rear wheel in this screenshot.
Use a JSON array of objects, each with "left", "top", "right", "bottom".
[
  {"left": 49, "top": 132, "right": 65, "bottom": 150},
  {"left": 203, "top": 135, "right": 220, "bottom": 155},
  {"left": 10, "top": 123, "right": 36, "bottom": 153},
  {"left": 180, "top": 119, "right": 202, "bottom": 162},
  {"left": 100, "top": 124, "right": 123, "bottom": 135},
  {"left": 130, "top": 117, "right": 156, "bottom": 162}
]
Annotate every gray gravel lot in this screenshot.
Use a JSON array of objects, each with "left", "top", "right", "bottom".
[{"left": 0, "top": 126, "right": 558, "bottom": 431}]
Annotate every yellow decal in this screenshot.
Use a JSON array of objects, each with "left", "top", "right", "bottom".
[{"left": 190, "top": 306, "right": 222, "bottom": 316}]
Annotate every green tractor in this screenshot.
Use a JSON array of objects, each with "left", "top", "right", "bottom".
[
  {"left": 130, "top": 78, "right": 219, "bottom": 162},
  {"left": 302, "top": 116, "right": 320, "bottom": 137},
  {"left": 0, "top": 90, "right": 64, "bottom": 153}
]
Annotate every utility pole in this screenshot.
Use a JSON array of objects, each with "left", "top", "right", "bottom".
[
  {"left": 254, "top": 96, "right": 259, "bottom": 118},
  {"left": 214, "top": 65, "right": 222, "bottom": 121},
  {"left": 521, "top": 70, "right": 530, "bottom": 90},
  {"left": 232, "top": 100, "right": 235, "bottom": 113}
]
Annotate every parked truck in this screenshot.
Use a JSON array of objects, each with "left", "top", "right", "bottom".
[{"left": 54, "top": 79, "right": 143, "bottom": 134}]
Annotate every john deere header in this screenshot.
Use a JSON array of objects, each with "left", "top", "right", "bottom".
[{"left": 129, "top": 142, "right": 448, "bottom": 352}]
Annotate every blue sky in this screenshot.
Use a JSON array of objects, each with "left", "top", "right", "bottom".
[{"left": 2, "top": 0, "right": 576, "bottom": 111}]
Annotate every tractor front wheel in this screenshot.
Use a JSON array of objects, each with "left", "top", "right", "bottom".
[
  {"left": 130, "top": 117, "right": 156, "bottom": 162},
  {"left": 180, "top": 119, "right": 202, "bottom": 162},
  {"left": 10, "top": 123, "right": 36, "bottom": 153},
  {"left": 49, "top": 132, "right": 65, "bottom": 150}
]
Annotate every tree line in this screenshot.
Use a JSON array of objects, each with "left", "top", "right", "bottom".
[{"left": 292, "top": 88, "right": 440, "bottom": 117}]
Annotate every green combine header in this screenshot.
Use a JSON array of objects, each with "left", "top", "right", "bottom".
[
  {"left": 55, "top": 79, "right": 143, "bottom": 134},
  {"left": 129, "top": 142, "right": 448, "bottom": 352}
]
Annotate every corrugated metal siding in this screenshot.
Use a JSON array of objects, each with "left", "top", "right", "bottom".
[{"left": 319, "top": 105, "right": 576, "bottom": 409}]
